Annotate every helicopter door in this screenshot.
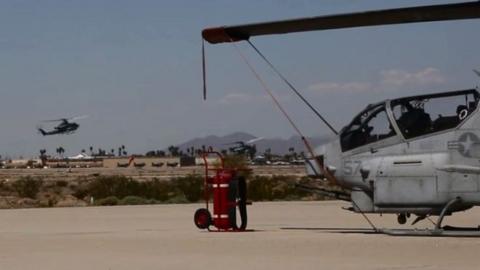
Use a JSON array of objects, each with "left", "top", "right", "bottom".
[
  {"left": 340, "top": 103, "right": 402, "bottom": 188},
  {"left": 374, "top": 154, "right": 439, "bottom": 205}
]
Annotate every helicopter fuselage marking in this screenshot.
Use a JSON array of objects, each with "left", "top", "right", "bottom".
[
  {"left": 447, "top": 132, "right": 480, "bottom": 158},
  {"left": 343, "top": 160, "right": 362, "bottom": 176}
]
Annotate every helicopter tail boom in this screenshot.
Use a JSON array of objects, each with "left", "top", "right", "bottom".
[{"left": 38, "top": 128, "right": 48, "bottom": 136}]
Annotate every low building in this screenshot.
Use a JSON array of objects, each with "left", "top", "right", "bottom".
[
  {"left": 102, "top": 156, "right": 181, "bottom": 169},
  {"left": 45, "top": 158, "right": 103, "bottom": 168}
]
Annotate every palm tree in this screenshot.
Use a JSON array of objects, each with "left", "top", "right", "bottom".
[
  {"left": 287, "top": 147, "right": 295, "bottom": 161},
  {"left": 56, "top": 146, "right": 65, "bottom": 158},
  {"left": 39, "top": 149, "right": 47, "bottom": 166},
  {"left": 167, "top": 145, "right": 179, "bottom": 157},
  {"left": 264, "top": 148, "right": 272, "bottom": 161},
  {"left": 248, "top": 145, "right": 257, "bottom": 160}
]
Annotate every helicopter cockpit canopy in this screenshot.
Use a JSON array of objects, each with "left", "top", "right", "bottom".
[
  {"left": 391, "top": 89, "right": 478, "bottom": 139},
  {"left": 341, "top": 89, "right": 479, "bottom": 152},
  {"left": 340, "top": 103, "right": 396, "bottom": 151}
]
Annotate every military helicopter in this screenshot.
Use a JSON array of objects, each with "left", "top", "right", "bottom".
[
  {"left": 227, "top": 137, "right": 263, "bottom": 157},
  {"left": 37, "top": 115, "right": 87, "bottom": 136},
  {"left": 201, "top": 2, "right": 480, "bottom": 235}
]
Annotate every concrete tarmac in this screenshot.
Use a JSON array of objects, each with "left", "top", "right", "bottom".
[{"left": 0, "top": 201, "right": 479, "bottom": 270}]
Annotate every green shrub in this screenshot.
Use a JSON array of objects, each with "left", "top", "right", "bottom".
[
  {"left": 247, "top": 176, "right": 269, "bottom": 201},
  {"left": 173, "top": 174, "right": 203, "bottom": 202},
  {"left": 119, "top": 195, "right": 148, "bottom": 205},
  {"left": 143, "top": 179, "right": 173, "bottom": 201},
  {"left": 55, "top": 180, "right": 68, "bottom": 187},
  {"left": 72, "top": 183, "right": 89, "bottom": 199},
  {"left": 146, "top": 199, "right": 161, "bottom": 204},
  {"left": 247, "top": 175, "right": 307, "bottom": 201},
  {"left": 86, "top": 176, "right": 175, "bottom": 202},
  {"left": 95, "top": 196, "right": 119, "bottom": 206},
  {"left": 86, "top": 175, "right": 204, "bottom": 203},
  {"left": 0, "top": 180, "right": 13, "bottom": 193},
  {"left": 12, "top": 176, "right": 43, "bottom": 199},
  {"left": 80, "top": 174, "right": 311, "bottom": 205},
  {"left": 166, "top": 193, "right": 189, "bottom": 204},
  {"left": 87, "top": 175, "right": 130, "bottom": 199}
]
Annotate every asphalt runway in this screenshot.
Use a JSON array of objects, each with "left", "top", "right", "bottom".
[{"left": 0, "top": 201, "right": 479, "bottom": 270}]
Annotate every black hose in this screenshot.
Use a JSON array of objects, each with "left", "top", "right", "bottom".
[
  {"left": 228, "top": 176, "right": 248, "bottom": 230},
  {"left": 236, "top": 176, "right": 248, "bottom": 230}
]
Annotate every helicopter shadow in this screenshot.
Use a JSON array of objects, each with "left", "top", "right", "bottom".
[{"left": 281, "top": 227, "right": 379, "bottom": 235}]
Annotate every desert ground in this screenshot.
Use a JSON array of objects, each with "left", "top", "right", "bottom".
[{"left": 0, "top": 201, "right": 479, "bottom": 270}]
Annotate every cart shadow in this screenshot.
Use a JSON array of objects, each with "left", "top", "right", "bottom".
[{"left": 200, "top": 229, "right": 263, "bottom": 233}]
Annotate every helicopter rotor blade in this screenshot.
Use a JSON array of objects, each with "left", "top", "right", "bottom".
[
  {"left": 40, "top": 115, "right": 87, "bottom": 123},
  {"left": 68, "top": 115, "right": 89, "bottom": 121},
  {"left": 246, "top": 137, "right": 264, "bottom": 145},
  {"left": 41, "top": 118, "right": 66, "bottom": 123},
  {"left": 202, "top": 1, "right": 480, "bottom": 44},
  {"left": 224, "top": 141, "right": 244, "bottom": 145}
]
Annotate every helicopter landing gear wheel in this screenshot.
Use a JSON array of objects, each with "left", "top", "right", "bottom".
[
  {"left": 397, "top": 213, "right": 407, "bottom": 225},
  {"left": 194, "top": 208, "right": 212, "bottom": 230}
]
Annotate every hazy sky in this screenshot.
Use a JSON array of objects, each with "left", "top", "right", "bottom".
[{"left": 0, "top": 0, "right": 479, "bottom": 158}]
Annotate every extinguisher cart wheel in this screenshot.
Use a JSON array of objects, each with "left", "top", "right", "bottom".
[{"left": 194, "top": 208, "right": 212, "bottom": 229}]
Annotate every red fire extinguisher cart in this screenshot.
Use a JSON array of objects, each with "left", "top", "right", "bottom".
[{"left": 194, "top": 151, "right": 250, "bottom": 231}]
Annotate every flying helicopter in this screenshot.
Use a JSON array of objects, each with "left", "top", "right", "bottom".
[
  {"left": 37, "top": 115, "right": 87, "bottom": 136},
  {"left": 227, "top": 137, "right": 263, "bottom": 157},
  {"left": 201, "top": 1, "right": 480, "bottom": 236}
]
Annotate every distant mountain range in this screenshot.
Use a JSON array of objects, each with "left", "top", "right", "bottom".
[{"left": 176, "top": 132, "right": 331, "bottom": 155}]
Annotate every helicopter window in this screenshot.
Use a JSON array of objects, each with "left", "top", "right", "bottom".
[
  {"left": 341, "top": 105, "right": 396, "bottom": 151},
  {"left": 392, "top": 92, "right": 478, "bottom": 139}
]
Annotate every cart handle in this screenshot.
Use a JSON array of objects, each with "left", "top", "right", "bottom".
[{"left": 201, "top": 151, "right": 225, "bottom": 170}]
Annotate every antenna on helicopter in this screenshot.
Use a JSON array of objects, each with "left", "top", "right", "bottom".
[{"left": 474, "top": 70, "right": 480, "bottom": 89}]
